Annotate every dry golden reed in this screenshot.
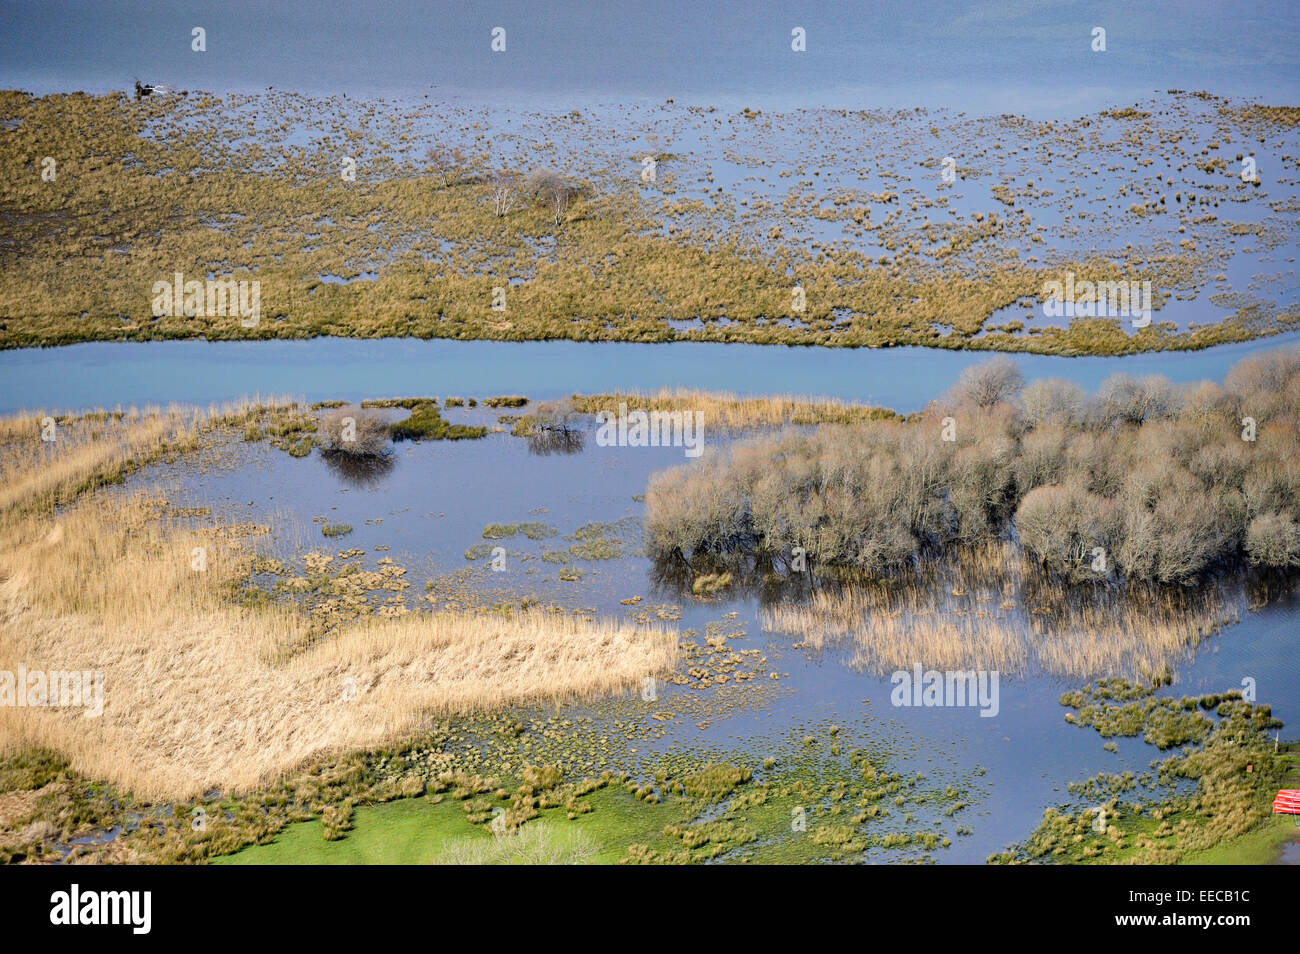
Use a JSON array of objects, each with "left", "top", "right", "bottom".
[
  {"left": 571, "top": 389, "right": 901, "bottom": 430},
  {"left": 0, "top": 405, "right": 677, "bottom": 799}
]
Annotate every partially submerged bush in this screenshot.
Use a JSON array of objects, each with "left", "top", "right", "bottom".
[
  {"left": 319, "top": 406, "right": 391, "bottom": 456},
  {"left": 1244, "top": 512, "right": 1300, "bottom": 567},
  {"left": 1014, "top": 482, "right": 1114, "bottom": 582},
  {"left": 1021, "top": 378, "right": 1086, "bottom": 427},
  {"left": 516, "top": 398, "right": 585, "bottom": 455}
]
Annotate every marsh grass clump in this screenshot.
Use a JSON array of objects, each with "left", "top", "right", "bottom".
[
  {"left": 691, "top": 572, "right": 733, "bottom": 598},
  {"left": 321, "top": 523, "right": 353, "bottom": 538},
  {"left": 1065, "top": 682, "right": 1216, "bottom": 749},
  {"left": 482, "top": 522, "right": 554, "bottom": 541},
  {"left": 388, "top": 403, "right": 447, "bottom": 440},
  {"left": 664, "top": 819, "right": 757, "bottom": 858},
  {"left": 388, "top": 403, "right": 488, "bottom": 442},
  {"left": 257, "top": 406, "right": 319, "bottom": 453},
  {"left": 320, "top": 799, "right": 355, "bottom": 840},
  {"left": 680, "top": 763, "right": 751, "bottom": 802},
  {"left": 361, "top": 398, "right": 437, "bottom": 409},
  {"left": 541, "top": 521, "right": 627, "bottom": 562},
  {"left": 444, "top": 424, "right": 488, "bottom": 440},
  {"left": 571, "top": 390, "right": 903, "bottom": 431}
]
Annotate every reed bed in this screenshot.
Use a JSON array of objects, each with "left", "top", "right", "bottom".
[
  {"left": 0, "top": 407, "right": 197, "bottom": 514},
  {"left": 571, "top": 389, "right": 903, "bottom": 431},
  {"left": 0, "top": 396, "right": 301, "bottom": 516},
  {"left": 0, "top": 406, "right": 677, "bottom": 799}
]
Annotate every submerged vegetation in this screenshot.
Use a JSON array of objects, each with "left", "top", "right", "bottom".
[
  {"left": 994, "top": 681, "right": 1289, "bottom": 865},
  {"left": 760, "top": 540, "right": 1259, "bottom": 680},
  {"left": 1, "top": 90, "right": 1296, "bottom": 354},
  {"left": 387, "top": 401, "right": 487, "bottom": 441}
]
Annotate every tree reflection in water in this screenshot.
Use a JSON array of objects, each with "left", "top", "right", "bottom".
[
  {"left": 527, "top": 425, "right": 585, "bottom": 456},
  {"left": 320, "top": 448, "right": 396, "bottom": 489}
]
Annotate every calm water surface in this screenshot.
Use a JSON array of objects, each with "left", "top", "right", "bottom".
[{"left": 4, "top": 333, "right": 1299, "bottom": 415}]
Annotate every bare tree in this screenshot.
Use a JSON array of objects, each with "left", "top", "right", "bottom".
[
  {"left": 424, "top": 145, "right": 468, "bottom": 188},
  {"left": 1021, "top": 378, "right": 1086, "bottom": 427},
  {"left": 948, "top": 357, "right": 1024, "bottom": 408},
  {"left": 1245, "top": 512, "right": 1300, "bottom": 568},
  {"left": 1094, "top": 373, "right": 1179, "bottom": 426},
  {"left": 527, "top": 169, "right": 582, "bottom": 227},
  {"left": 487, "top": 170, "right": 521, "bottom": 218}
]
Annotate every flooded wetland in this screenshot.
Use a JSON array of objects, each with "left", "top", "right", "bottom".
[{"left": 1, "top": 1, "right": 1298, "bottom": 875}]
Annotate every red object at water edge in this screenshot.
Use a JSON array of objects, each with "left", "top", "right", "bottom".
[{"left": 1273, "top": 790, "right": 1300, "bottom": 817}]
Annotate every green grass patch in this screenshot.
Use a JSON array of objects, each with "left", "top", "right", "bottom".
[{"left": 482, "top": 522, "right": 554, "bottom": 540}]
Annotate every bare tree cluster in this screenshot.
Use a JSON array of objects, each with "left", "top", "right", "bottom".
[
  {"left": 481, "top": 167, "right": 585, "bottom": 226},
  {"left": 487, "top": 170, "right": 522, "bottom": 218},
  {"left": 645, "top": 346, "right": 1300, "bottom": 584},
  {"left": 526, "top": 169, "right": 582, "bottom": 226}
]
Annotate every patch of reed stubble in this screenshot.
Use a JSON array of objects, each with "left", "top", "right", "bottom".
[
  {"left": 0, "top": 489, "right": 677, "bottom": 800},
  {"left": 572, "top": 389, "right": 901, "bottom": 431},
  {"left": 0, "top": 407, "right": 196, "bottom": 515},
  {"left": 761, "top": 541, "right": 1242, "bottom": 680},
  {"left": 0, "top": 397, "right": 301, "bottom": 517}
]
